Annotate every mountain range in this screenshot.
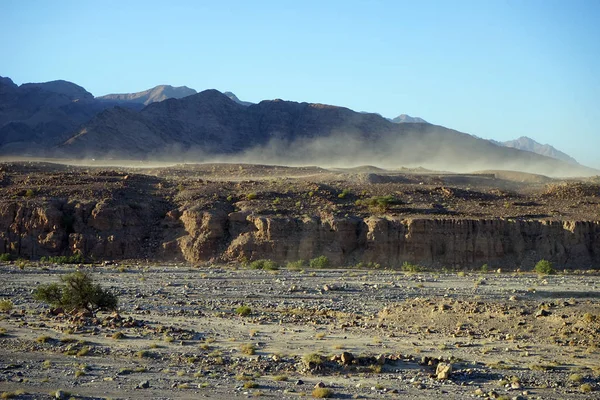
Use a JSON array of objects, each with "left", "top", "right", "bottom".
[{"left": 0, "top": 75, "right": 594, "bottom": 176}]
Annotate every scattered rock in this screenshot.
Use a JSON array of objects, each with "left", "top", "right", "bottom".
[
  {"left": 436, "top": 362, "right": 452, "bottom": 380},
  {"left": 137, "top": 380, "right": 150, "bottom": 389}
]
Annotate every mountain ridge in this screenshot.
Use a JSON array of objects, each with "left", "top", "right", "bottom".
[{"left": 0, "top": 76, "right": 595, "bottom": 176}]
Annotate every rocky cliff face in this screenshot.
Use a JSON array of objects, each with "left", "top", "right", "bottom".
[
  {"left": 0, "top": 199, "right": 165, "bottom": 260},
  {"left": 2, "top": 199, "right": 599, "bottom": 269},
  {"left": 174, "top": 210, "right": 600, "bottom": 269}
]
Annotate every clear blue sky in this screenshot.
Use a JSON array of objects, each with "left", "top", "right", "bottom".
[{"left": 2, "top": 0, "right": 600, "bottom": 168}]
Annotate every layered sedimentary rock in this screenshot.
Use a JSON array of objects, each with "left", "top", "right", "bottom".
[{"left": 1, "top": 201, "right": 599, "bottom": 269}]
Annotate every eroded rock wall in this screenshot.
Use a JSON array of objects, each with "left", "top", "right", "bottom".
[{"left": 1, "top": 200, "right": 599, "bottom": 268}]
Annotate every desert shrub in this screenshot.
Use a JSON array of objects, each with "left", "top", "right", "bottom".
[
  {"left": 312, "top": 387, "right": 333, "bottom": 398},
  {"left": 580, "top": 383, "right": 594, "bottom": 393},
  {"left": 535, "top": 259, "right": 555, "bottom": 275},
  {"left": 24, "top": 189, "right": 35, "bottom": 197},
  {"left": 235, "top": 305, "right": 252, "bottom": 316},
  {"left": 0, "top": 253, "right": 12, "bottom": 262},
  {"left": 240, "top": 343, "right": 256, "bottom": 355},
  {"left": 40, "top": 253, "right": 85, "bottom": 264},
  {"left": 243, "top": 381, "right": 259, "bottom": 389},
  {"left": 286, "top": 260, "right": 305, "bottom": 270},
  {"left": 309, "top": 256, "right": 330, "bottom": 269},
  {"left": 401, "top": 261, "right": 423, "bottom": 273},
  {"left": 338, "top": 189, "right": 351, "bottom": 199},
  {"left": 356, "top": 195, "right": 401, "bottom": 211},
  {"left": 0, "top": 299, "right": 14, "bottom": 313},
  {"left": 481, "top": 264, "right": 489, "bottom": 273},
  {"left": 246, "top": 192, "right": 257, "bottom": 200},
  {"left": 249, "top": 259, "right": 279, "bottom": 270},
  {"left": 33, "top": 271, "right": 118, "bottom": 313},
  {"left": 302, "top": 353, "right": 324, "bottom": 368}
]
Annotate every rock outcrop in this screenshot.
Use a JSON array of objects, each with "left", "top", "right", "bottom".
[
  {"left": 1, "top": 198, "right": 599, "bottom": 268},
  {"left": 166, "top": 206, "right": 600, "bottom": 269}
]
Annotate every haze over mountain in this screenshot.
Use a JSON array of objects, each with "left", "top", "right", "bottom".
[
  {"left": 223, "top": 91, "right": 253, "bottom": 106},
  {"left": 390, "top": 114, "right": 427, "bottom": 123},
  {"left": 97, "top": 85, "right": 197, "bottom": 106},
  {"left": 0, "top": 76, "right": 596, "bottom": 177},
  {"left": 498, "top": 136, "right": 579, "bottom": 165}
]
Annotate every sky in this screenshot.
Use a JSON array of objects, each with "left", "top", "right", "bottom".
[{"left": 2, "top": 0, "right": 600, "bottom": 168}]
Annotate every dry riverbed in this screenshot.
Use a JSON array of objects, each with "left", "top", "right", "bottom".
[{"left": 1, "top": 262, "right": 599, "bottom": 399}]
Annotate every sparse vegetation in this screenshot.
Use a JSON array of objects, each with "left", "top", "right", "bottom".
[
  {"left": 240, "top": 343, "right": 256, "bottom": 355},
  {"left": 40, "top": 253, "right": 85, "bottom": 264},
  {"left": 356, "top": 194, "right": 401, "bottom": 211},
  {"left": 0, "top": 253, "right": 12, "bottom": 262},
  {"left": 312, "top": 387, "right": 334, "bottom": 398},
  {"left": 309, "top": 256, "right": 330, "bottom": 269},
  {"left": 535, "top": 259, "right": 555, "bottom": 275},
  {"left": 235, "top": 305, "right": 252, "bottom": 316},
  {"left": 580, "top": 383, "right": 594, "bottom": 393},
  {"left": 401, "top": 261, "right": 423, "bottom": 273},
  {"left": 33, "top": 271, "right": 118, "bottom": 313},
  {"left": 249, "top": 259, "right": 279, "bottom": 270},
  {"left": 0, "top": 299, "right": 13, "bottom": 312}
]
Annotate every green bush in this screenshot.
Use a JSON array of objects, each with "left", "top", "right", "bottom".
[
  {"left": 235, "top": 305, "right": 252, "bottom": 317},
  {"left": 337, "top": 189, "right": 351, "bottom": 199},
  {"left": 534, "top": 259, "right": 555, "bottom": 275},
  {"left": 286, "top": 260, "right": 305, "bottom": 270},
  {"left": 356, "top": 195, "right": 401, "bottom": 211},
  {"left": 0, "top": 253, "right": 12, "bottom": 262},
  {"left": 249, "top": 259, "right": 279, "bottom": 270},
  {"left": 40, "top": 254, "right": 85, "bottom": 264},
  {"left": 33, "top": 271, "right": 117, "bottom": 313},
  {"left": 401, "top": 261, "right": 423, "bottom": 273},
  {"left": 0, "top": 299, "right": 14, "bottom": 313},
  {"left": 309, "top": 256, "right": 330, "bottom": 269}
]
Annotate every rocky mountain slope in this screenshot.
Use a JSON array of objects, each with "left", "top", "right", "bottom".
[
  {"left": 57, "top": 89, "right": 596, "bottom": 176},
  {"left": 0, "top": 76, "right": 118, "bottom": 154},
  {"left": 500, "top": 136, "right": 578, "bottom": 165},
  {"left": 97, "top": 84, "right": 197, "bottom": 105},
  {"left": 0, "top": 76, "right": 595, "bottom": 176}
]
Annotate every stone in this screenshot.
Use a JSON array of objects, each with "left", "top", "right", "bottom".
[
  {"left": 436, "top": 363, "right": 452, "bottom": 380},
  {"left": 341, "top": 351, "right": 354, "bottom": 365},
  {"left": 137, "top": 380, "right": 150, "bottom": 389},
  {"left": 535, "top": 309, "right": 551, "bottom": 317}
]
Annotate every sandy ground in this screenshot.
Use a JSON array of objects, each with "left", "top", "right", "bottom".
[{"left": 1, "top": 262, "right": 599, "bottom": 399}]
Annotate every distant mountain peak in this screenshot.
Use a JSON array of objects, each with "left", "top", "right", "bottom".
[
  {"left": 98, "top": 85, "right": 197, "bottom": 105},
  {"left": 501, "top": 136, "right": 578, "bottom": 165},
  {"left": 20, "top": 79, "right": 94, "bottom": 101},
  {"left": 223, "top": 91, "right": 253, "bottom": 106},
  {"left": 390, "top": 114, "right": 427, "bottom": 123}
]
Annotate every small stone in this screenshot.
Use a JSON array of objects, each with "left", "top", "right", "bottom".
[
  {"left": 436, "top": 363, "right": 452, "bottom": 380},
  {"left": 295, "top": 379, "right": 304, "bottom": 385},
  {"left": 314, "top": 381, "right": 326, "bottom": 388},
  {"left": 341, "top": 351, "right": 354, "bottom": 365},
  {"left": 55, "top": 390, "right": 67, "bottom": 399},
  {"left": 137, "top": 380, "right": 150, "bottom": 389},
  {"left": 535, "top": 309, "right": 551, "bottom": 317}
]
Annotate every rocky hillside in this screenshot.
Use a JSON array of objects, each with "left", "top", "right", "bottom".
[
  {"left": 0, "top": 76, "right": 118, "bottom": 154},
  {"left": 1, "top": 162, "right": 600, "bottom": 268},
  {"left": 97, "top": 84, "right": 197, "bottom": 105}
]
